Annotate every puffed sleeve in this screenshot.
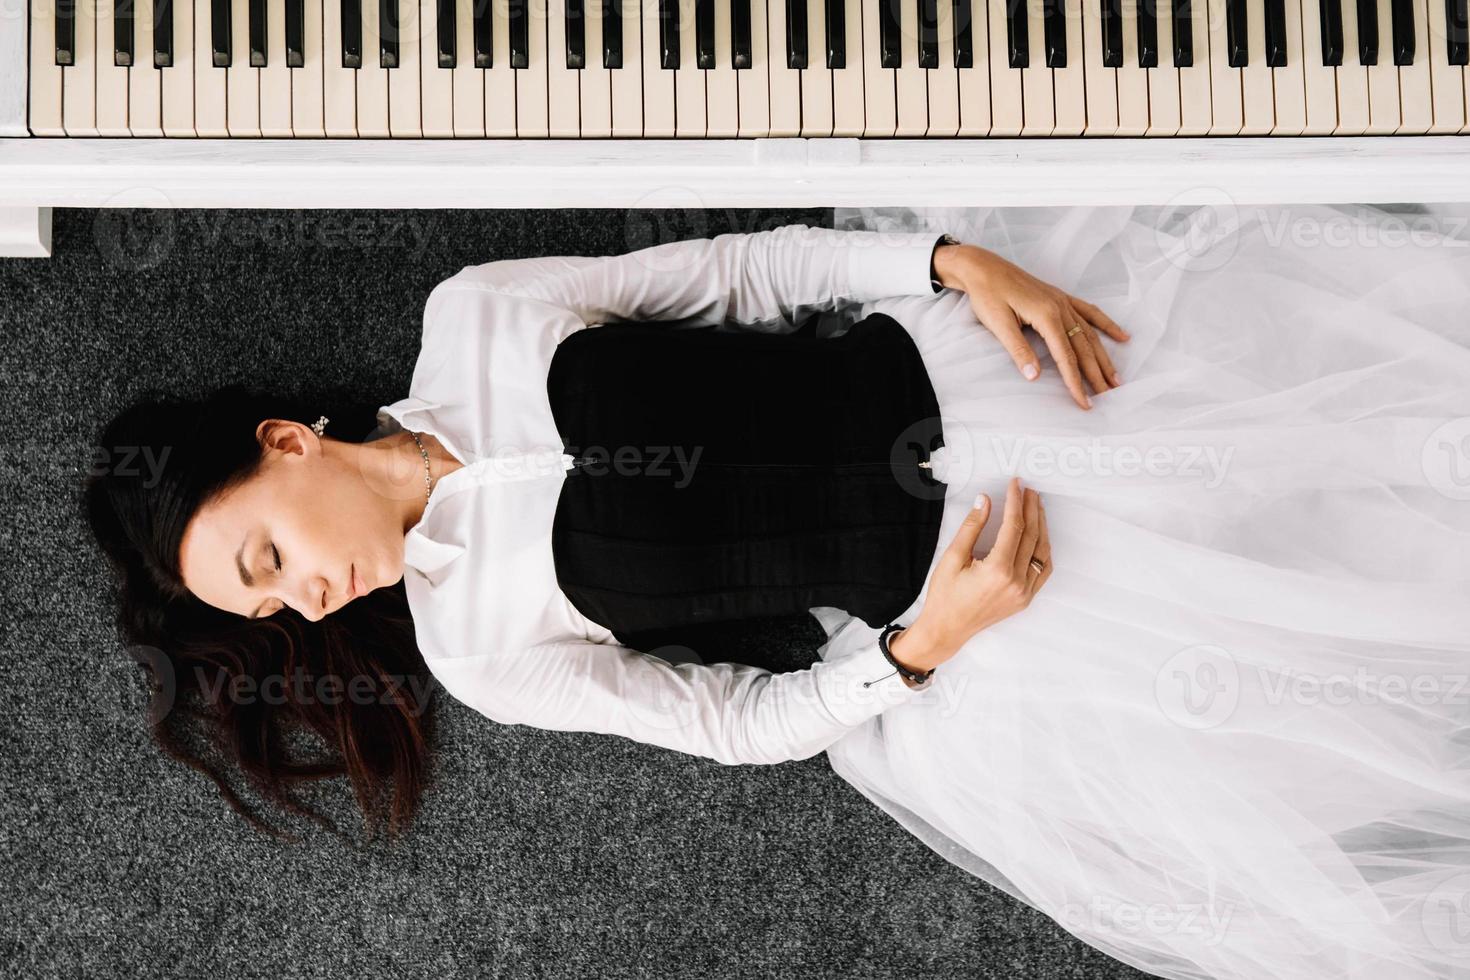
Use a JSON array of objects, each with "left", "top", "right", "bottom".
[
  {"left": 425, "top": 223, "right": 947, "bottom": 337},
  {"left": 421, "top": 631, "right": 936, "bottom": 767}
]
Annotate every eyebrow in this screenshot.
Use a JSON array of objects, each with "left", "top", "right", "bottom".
[{"left": 236, "top": 531, "right": 267, "bottom": 620}]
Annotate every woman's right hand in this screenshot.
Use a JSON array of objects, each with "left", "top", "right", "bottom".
[{"left": 889, "top": 476, "right": 1053, "bottom": 677}]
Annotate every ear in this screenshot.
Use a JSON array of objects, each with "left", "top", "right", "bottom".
[{"left": 257, "top": 418, "right": 314, "bottom": 456}]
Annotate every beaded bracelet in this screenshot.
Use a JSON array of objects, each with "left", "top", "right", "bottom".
[{"left": 878, "top": 622, "right": 935, "bottom": 685}]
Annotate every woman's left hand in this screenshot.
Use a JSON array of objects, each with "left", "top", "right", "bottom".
[{"left": 933, "top": 240, "right": 1131, "bottom": 410}]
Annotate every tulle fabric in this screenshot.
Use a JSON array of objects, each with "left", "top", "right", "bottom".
[{"left": 810, "top": 203, "right": 1470, "bottom": 980}]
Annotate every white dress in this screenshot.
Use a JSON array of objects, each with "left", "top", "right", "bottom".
[{"left": 806, "top": 203, "right": 1470, "bottom": 980}]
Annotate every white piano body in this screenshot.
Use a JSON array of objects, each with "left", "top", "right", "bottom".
[{"left": 2, "top": 0, "right": 1469, "bottom": 256}]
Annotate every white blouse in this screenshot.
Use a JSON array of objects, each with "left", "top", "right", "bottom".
[{"left": 373, "top": 223, "right": 950, "bottom": 766}]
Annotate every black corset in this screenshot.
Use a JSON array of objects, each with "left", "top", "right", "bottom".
[{"left": 546, "top": 311, "right": 947, "bottom": 656}]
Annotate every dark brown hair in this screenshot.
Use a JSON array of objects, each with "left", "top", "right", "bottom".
[{"left": 81, "top": 383, "right": 438, "bottom": 844}]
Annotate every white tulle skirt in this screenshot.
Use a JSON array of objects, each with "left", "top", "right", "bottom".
[{"left": 810, "top": 203, "right": 1470, "bottom": 980}]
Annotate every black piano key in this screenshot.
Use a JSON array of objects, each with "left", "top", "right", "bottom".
[
  {"left": 1225, "top": 0, "right": 1247, "bottom": 65},
  {"left": 437, "top": 0, "right": 456, "bottom": 66},
  {"left": 566, "top": 0, "right": 585, "bottom": 67},
  {"left": 1135, "top": 0, "right": 1156, "bottom": 65},
  {"left": 787, "top": 0, "right": 808, "bottom": 67},
  {"left": 918, "top": 0, "right": 939, "bottom": 66},
  {"left": 249, "top": 0, "right": 266, "bottom": 66},
  {"left": 602, "top": 0, "right": 622, "bottom": 66},
  {"left": 286, "top": 0, "right": 304, "bottom": 66},
  {"left": 343, "top": 0, "right": 363, "bottom": 66},
  {"left": 1101, "top": 0, "right": 1123, "bottom": 66},
  {"left": 1044, "top": 0, "right": 1066, "bottom": 65},
  {"left": 953, "top": 0, "right": 973, "bottom": 67},
  {"left": 1450, "top": 0, "right": 1469, "bottom": 64},
  {"left": 659, "top": 0, "right": 678, "bottom": 67},
  {"left": 115, "top": 0, "right": 134, "bottom": 66},
  {"left": 55, "top": 0, "right": 75, "bottom": 65},
  {"left": 1005, "top": 0, "right": 1027, "bottom": 66},
  {"left": 879, "top": 0, "right": 901, "bottom": 66},
  {"left": 509, "top": 0, "right": 528, "bottom": 67},
  {"left": 1263, "top": 0, "right": 1287, "bottom": 64},
  {"left": 825, "top": 0, "right": 843, "bottom": 66},
  {"left": 1171, "top": 0, "right": 1192, "bottom": 65},
  {"left": 1356, "top": 0, "right": 1377, "bottom": 62},
  {"left": 211, "top": 0, "right": 231, "bottom": 66},
  {"left": 1318, "top": 0, "right": 1342, "bottom": 63},
  {"left": 1390, "top": 0, "right": 1414, "bottom": 62},
  {"left": 695, "top": 0, "right": 714, "bottom": 66},
  {"left": 155, "top": 0, "right": 174, "bottom": 66},
  {"left": 732, "top": 0, "right": 752, "bottom": 65},
  {"left": 381, "top": 0, "right": 399, "bottom": 67}
]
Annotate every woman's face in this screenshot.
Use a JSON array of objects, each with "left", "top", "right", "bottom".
[{"left": 179, "top": 420, "right": 416, "bottom": 621}]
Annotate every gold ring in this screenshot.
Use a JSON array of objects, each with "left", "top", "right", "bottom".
[
  {"left": 1065, "top": 325, "right": 1083, "bottom": 337},
  {"left": 1029, "top": 557, "right": 1047, "bottom": 574}
]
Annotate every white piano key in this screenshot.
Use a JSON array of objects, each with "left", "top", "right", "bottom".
[
  {"left": 29, "top": 0, "right": 67, "bottom": 135},
  {"left": 1332, "top": 0, "right": 1371, "bottom": 132},
  {"left": 325, "top": 0, "right": 360, "bottom": 135},
  {"left": 1081, "top": 0, "right": 1119, "bottom": 133},
  {"left": 1053, "top": 0, "right": 1087, "bottom": 133},
  {"left": 97, "top": 0, "right": 131, "bottom": 135},
  {"left": 706, "top": 0, "right": 740, "bottom": 134},
  {"left": 1397, "top": 0, "right": 1432, "bottom": 130},
  {"left": 516, "top": 0, "right": 550, "bottom": 135},
  {"left": 675, "top": 0, "right": 708, "bottom": 134},
  {"left": 389, "top": 0, "right": 424, "bottom": 135},
  {"left": 357, "top": 0, "right": 391, "bottom": 135},
  {"left": 611, "top": 0, "right": 644, "bottom": 135},
  {"left": 928, "top": 0, "right": 962, "bottom": 134},
  {"left": 1270, "top": 0, "right": 1306, "bottom": 133},
  {"left": 581, "top": 0, "right": 614, "bottom": 136},
  {"left": 161, "top": 0, "right": 197, "bottom": 135},
  {"left": 423, "top": 0, "right": 456, "bottom": 135},
  {"left": 642, "top": 0, "right": 675, "bottom": 135},
  {"left": 1021, "top": 0, "right": 1056, "bottom": 132},
  {"left": 738, "top": 0, "right": 774, "bottom": 135},
  {"left": 294, "top": 0, "right": 326, "bottom": 135},
  {"left": 1178, "top": 0, "right": 1211, "bottom": 132},
  {"left": 1205, "top": 0, "right": 1244, "bottom": 131},
  {"left": 194, "top": 0, "right": 228, "bottom": 135},
  {"left": 801, "top": 0, "right": 836, "bottom": 134},
  {"left": 1365, "top": 0, "right": 1401, "bottom": 131},
  {"left": 263, "top": 0, "right": 296, "bottom": 134},
  {"left": 1145, "top": 0, "right": 1182, "bottom": 133},
  {"left": 548, "top": 0, "right": 581, "bottom": 135},
  {"left": 769, "top": 0, "right": 802, "bottom": 134},
  {"left": 1241, "top": 0, "right": 1275, "bottom": 132},
  {"left": 62, "top": 0, "right": 100, "bottom": 134},
  {"left": 1299, "top": 0, "right": 1343, "bottom": 132},
  {"left": 1425, "top": 0, "right": 1466, "bottom": 131},
  {"left": 956, "top": 0, "right": 993, "bottom": 134},
  {"left": 227, "top": 0, "right": 262, "bottom": 134},
  {"left": 988, "top": 0, "right": 1024, "bottom": 132},
  {"left": 450, "top": 0, "right": 485, "bottom": 135},
  {"left": 895, "top": 0, "right": 927, "bottom": 134},
  {"left": 128, "top": 0, "right": 164, "bottom": 135},
  {"left": 485, "top": 0, "right": 516, "bottom": 136},
  {"left": 1116, "top": 0, "right": 1149, "bottom": 133}
]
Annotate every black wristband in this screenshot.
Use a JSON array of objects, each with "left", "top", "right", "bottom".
[{"left": 879, "top": 622, "right": 935, "bottom": 685}]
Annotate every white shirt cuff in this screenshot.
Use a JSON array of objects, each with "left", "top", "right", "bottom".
[
  {"left": 845, "top": 230, "right": 947, "bottom": 300},
  {"left": 819, "top": 635, "right": 934, "bottom": 727}
]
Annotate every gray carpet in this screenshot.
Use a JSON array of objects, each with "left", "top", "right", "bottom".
[{"left": 0, "top": 208, "right": 1150, "bottom": 979}]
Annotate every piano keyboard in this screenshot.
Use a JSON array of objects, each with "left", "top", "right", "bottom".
[{"left": 14, "top": 0, "right": 1470, "bottom": 135}]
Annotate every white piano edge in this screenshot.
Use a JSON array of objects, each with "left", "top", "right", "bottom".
[
  {"left": 0, "top": 208, "right": 54, "bottom": 258},
  {"left": 0, "top": 11, "right": 25, "bottom": 137},
  {"left": 0, "top": 137, "right": 1468, "bottom": 208}
]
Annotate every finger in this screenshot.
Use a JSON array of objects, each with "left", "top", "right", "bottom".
[
  {"left": 1012, "top": 488, "right": 1042, "bottom": 581},
  {"left": 973, "top": 297, "right": 1042, "bottom": 381},
  {"left": 941, "top": 491, "right": 993, "bottom": 572},
  {"left": 1073, "top": 296, "right": 1131, "bottom": 342},
  {"left": 1027, "top": 496, "right": 1053, "bottom": 593},
  {"left": 1067, "top": 315, "right": 1110, "bottom": 396},
  {"left": 1084, "top": 324, "right": 1122, "bottom": 388},
  {"left": 986, "top": 476, "right": 1027, "bottom": 567},
  {"left": 1032, "top": 309, "right": 1092, "bottom": 410}
]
